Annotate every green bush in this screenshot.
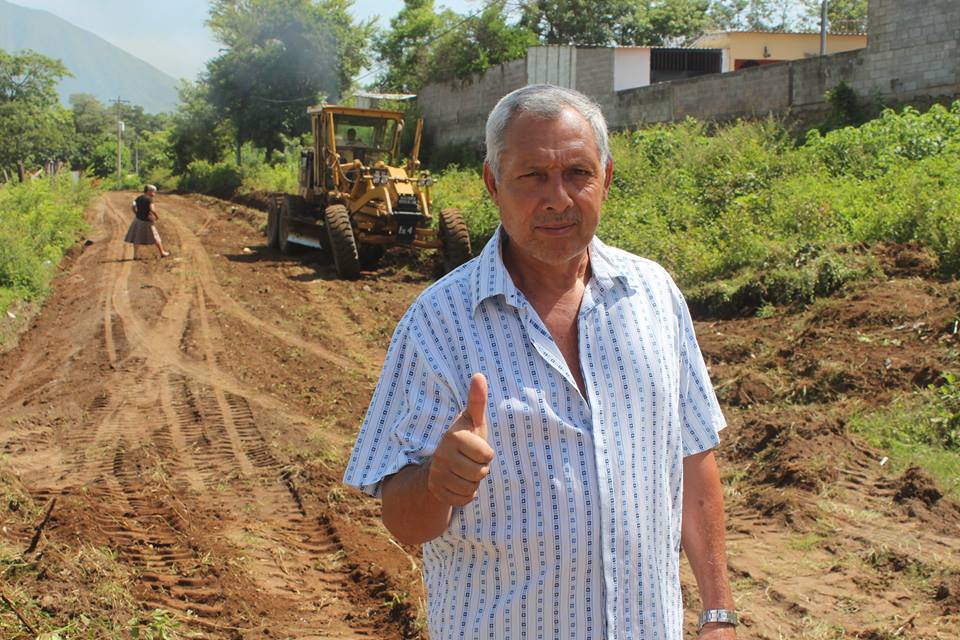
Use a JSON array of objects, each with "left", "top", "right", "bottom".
[
  {"left": 237, "top": 138, "right": 302, "bottom": 194},
  {"left": 0, "top": 176, "right": 92, "bottom": 312},
  {"left": 805, "top": 102, "right": 960, "bottom": 178},
  {"left": 178, "top": 160, "right": 243, "bottom": 198},
  {"left": 435, "top": 101, "right": 960, "bottom": 315}
]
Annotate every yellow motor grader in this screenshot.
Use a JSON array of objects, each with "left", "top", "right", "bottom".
[{"left": 266, "top": 105, "right": 471, "bottom": 279}]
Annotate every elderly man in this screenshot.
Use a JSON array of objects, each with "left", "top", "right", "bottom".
[{"left": 344, "top": 84, "right": 736, "bottom": 639}]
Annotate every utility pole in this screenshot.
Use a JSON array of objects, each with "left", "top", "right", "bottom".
[
  {"left": 111, "top": 96, "right": 130, "bottom": 183},
  {"left": 820, "top": 1, "right": 829, "bottom": 56}
]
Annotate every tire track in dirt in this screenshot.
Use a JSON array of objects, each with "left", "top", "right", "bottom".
[
  {"left": 2, "top": 192, "right": 416, "bottom": 638},
  {"left": 168, "top": 238, "right": 371, "bottom": 634},
  {"left": 47, "top": 202, "right": 229, "bottom": 631},
  {"left": 96, "top": 199, "right": 317, "bottom": 431},
  {"left": 163, "top": 202, "right": 365, "bottom": 376},
  {"left": 94, "top": 193, "right": 379, "bottom": 637}
]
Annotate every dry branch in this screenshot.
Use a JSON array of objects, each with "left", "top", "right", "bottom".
[{"left": 23, "top": 496, "right": 56, "bottom": 555}]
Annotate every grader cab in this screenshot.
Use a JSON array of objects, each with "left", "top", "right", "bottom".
[{"left": 266, "top": 105, "right": 471, "bottom": 279}]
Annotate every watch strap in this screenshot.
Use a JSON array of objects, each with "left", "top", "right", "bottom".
[{"left": 698, "top": 609, "right": 738, "bottom": 633}]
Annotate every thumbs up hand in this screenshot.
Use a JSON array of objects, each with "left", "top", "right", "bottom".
[{"left": 427, "top": 373, "right": 495, "bottom": 507}]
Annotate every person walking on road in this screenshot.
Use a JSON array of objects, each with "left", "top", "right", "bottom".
[
  {"left": 344, "top": 84, "right": 737, "bottom": 639},
  {"left": 125, "top": 184, "right": 170, "bottom": 259}
]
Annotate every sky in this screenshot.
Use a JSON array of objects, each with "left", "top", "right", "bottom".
[{"left": 10, "top": 0, "right": 479, "bottom": 81}]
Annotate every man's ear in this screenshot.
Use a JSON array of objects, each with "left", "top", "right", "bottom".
[{"left": 482, "top": 162, "right": 500, "bottom": 207}]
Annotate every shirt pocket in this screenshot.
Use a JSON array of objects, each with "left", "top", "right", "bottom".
[{"left": 454, "top": 393, "right": 593, "bottom": 549}]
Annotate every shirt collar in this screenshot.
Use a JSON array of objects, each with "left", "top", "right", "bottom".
[{"left": 471, "top": 225, "right": 633, "bottom": 313}]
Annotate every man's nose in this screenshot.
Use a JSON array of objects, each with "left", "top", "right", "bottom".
[{"left": 541, "top": 173, "right": 574, "bottom": 212}]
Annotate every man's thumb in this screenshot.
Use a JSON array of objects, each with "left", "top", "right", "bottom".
[{"left": 466, "top": 372, "right": 488, "bottom": 437}]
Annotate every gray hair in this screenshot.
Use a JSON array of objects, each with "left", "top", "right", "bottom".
[
  {"left": 485, "top": 84, "right": 610, "bottom": 179},
  {"left": 144, "top": 184, "right": 157, "bottom": 193}
]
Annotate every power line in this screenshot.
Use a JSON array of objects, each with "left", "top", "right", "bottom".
[{"left": 251, "top": 94, "right": 320, "bottom": 104}]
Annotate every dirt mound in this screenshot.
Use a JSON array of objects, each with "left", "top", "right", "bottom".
[
  {"left": 894, "top": 466, "right": 944, "bottom": 506},
  {"left": 873, "top": 241, "right": 941, "bottom": 277},
  {"left": 935, "top": 574, "right": 960, "bottom": 615},
  {"left": 892, "top": 466, "right": 960, "bottom": 535},
  {"left": 230, "top": 189, "right": 273, "bottom": 213}
]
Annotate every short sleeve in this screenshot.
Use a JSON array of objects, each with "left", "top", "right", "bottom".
[
  {"left": 670, "top": 280, "right": 726, "bottom": 457},
  {"left": 343, "top": 308, "right": 461, "bottom": 496}
]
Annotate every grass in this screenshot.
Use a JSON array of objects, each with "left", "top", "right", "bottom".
[{"left": 848, "top": 376, "right": 960, "bottom": 499}]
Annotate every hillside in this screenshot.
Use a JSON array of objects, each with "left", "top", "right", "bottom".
[{"left": 0, "top": 0, "right": 179, "bottom": 113}]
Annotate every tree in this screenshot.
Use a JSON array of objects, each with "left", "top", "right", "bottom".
[
  {"left": 429, "top": 3, "right": 537, "bottom": 83},
  {"left": 169, "top": 80, "right": 233, "bottom": 174},
  {"left": 707, "top": 0, "right": 788, "bottom": 31},
  {"left": 0, "top": 49, "right": 73, "bottom": 181},
  {"left": 799, "top": 0, "right": 869, "bottom": 33},
  {"left": 641, "top": 0, "right": 712, "bottom": 45},
  {"left": 519, "top": 0, "right": 711, "bottom": 46},
  {"left": 206, "top": 0, "right": 374, "bottom": 161},
  {"left": 374, "top": 0, "right": 453, "bottom": 93},
  {"left": 68, "top": 93, "right": 112, "bottom": 170}
]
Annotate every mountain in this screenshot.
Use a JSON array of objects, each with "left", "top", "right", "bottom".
[{"left": 0, "top": 0, "right": 180, "bottom": 113}]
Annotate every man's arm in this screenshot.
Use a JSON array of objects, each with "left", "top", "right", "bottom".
[
  {"left": 682, "top": 449, "right": 736, "bottom": 639},
  {"left": 381, "top": 373, "right": 494, "bottom": 545},
  {"left": 381, "top": 461, "right": 453, "bottom": 544}
]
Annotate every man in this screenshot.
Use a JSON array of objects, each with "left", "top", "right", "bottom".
[
  {"left": 344, "top": 84, "right": 736, "bottom": 639},
  {"left": 124, "top": 185, "right": 170, "bottom": 258},
  {"left": 345, "top": 127, "right": 365, "bottom": 146}
]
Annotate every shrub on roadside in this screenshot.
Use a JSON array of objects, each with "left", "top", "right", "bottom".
[
  {"left": 0, "top": 176, "right": 92, "bottom": 313},
  {"left": 237, "top": 139, "right": 302, "bottom": 195},
  {"left": 178, "top": 160, "right": 242, "bottom": 198}
]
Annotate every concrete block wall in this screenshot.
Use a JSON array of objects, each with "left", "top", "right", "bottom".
[
  {"left": 612, "top": 81, "right": 674, "bottom": 128},
  {"left": 418, "top": 0, "right": 960, "bottom": 147},
  {"left": 574, "top": 48, "right": 616, "bottom": 116},
  {"left": 418, "top": 59, "right": 526, "bottom": 148},
  {"left": 674, "top": 63, "right": 791, "bottom": 120},
  {"left": 861, "top": 0, "right": 960, "bottom": 96},
  {"left": 790, "top": 50, "right": 864, "bottom": 107}
]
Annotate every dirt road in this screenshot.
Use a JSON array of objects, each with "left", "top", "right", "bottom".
[
  {"left": 1, "top": 192, "right": 426, "bottom": 638},
  {"left": 2, "top": 192, "right": 959, "bottom": 638}
]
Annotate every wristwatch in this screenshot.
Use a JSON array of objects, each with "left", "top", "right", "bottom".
[{"left": 697, "top": 609, "right": 738, "bottom": 633}]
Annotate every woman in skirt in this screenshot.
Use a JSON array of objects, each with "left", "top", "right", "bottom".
[{"left": 125, "top": 185, "right": 170, "bottom": 258}]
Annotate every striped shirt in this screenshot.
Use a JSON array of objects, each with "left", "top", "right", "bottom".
[{"left": 344, "top": 226, "right": 726, "bottom": 640}]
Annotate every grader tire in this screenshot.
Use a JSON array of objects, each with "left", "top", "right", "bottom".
[
  {"left": 266, "top": 196, "right": 280, "bottom": 249},
  {"left": 324, "top": 204, "right": 361, "bottom": 279},
  {"left": 439, "top": 208, "right": 472, "bottom": 273},
  {"left": 279, "top": 195, "right": 306, "bottom": 255}
]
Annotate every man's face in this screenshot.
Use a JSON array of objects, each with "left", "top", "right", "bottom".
[{"left": 483, "top": 108, "right": 612, "bottom": 268}]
